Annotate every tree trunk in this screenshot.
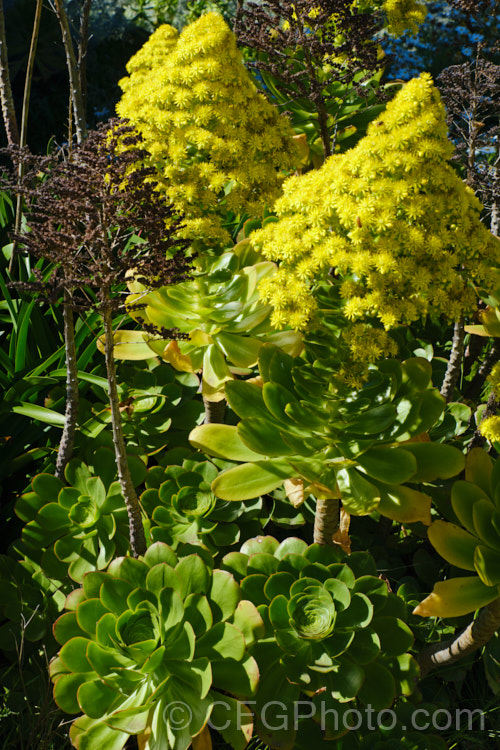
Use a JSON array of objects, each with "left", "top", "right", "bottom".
[
  {"left": 55, "top": 293, "right": 79, "bottom": 481},
  {"left": 314, "top": 496, "right": 341, "bottom": 545},
  {"left": 102, "top": 303, "right": 146, "bottom": 557},
  {"left": 417, "top": 597, "right": 500, "bottom": 679},
  {"left": 203, "top": 397, "right": 226, "bottom": 424}
]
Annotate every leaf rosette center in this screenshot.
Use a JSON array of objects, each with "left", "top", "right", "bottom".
[{"left": 289, "top": 586, "right": 336, "bottom": 640}]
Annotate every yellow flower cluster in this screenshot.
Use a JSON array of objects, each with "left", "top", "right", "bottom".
[
  {"left": 487, "top": 362, "right": 500, "bottom": 398},
  {"left": 354, "top": 0, "right": 427, "bottom": 35},
  {"left": 253, "top": 73, "right": 500, "bottom": 343},
  {"left": 117, "top": 13, "right": 299, "bottom": 245},
  {"left": 479, "top": 415, "right": 500, "bottom": 443},
  {"left": 381, "top": 0, "right": 427, "bottom": 34}
]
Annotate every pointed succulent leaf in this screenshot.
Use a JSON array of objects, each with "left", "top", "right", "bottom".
[
  {"left": 189, "top": 424, "right": 265, "bottom": 461},
  {"left": 413, "top": 576, "right": 499, "bottom": 618},
  {"left": 211, "top": 460, "right": 292, "bottom": 501}
]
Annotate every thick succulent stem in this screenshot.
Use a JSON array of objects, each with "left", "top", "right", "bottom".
[
  {"left": 52, "top": 0, "right": 87, "bottom": 143},
  {"left": 440, "top": 318, "right": 465, "bottom": 402},
  {"left": 54, "top": 292, "right": 79, "bottom": 481},
  {"left": 314, "top": 496, "right": 341, "bottom": 545},
  {"left": 203, "top": 397, "right": 226, "bottom": 424},
  {"left": 102, "top": 302, "right": 146, "bottom": 557},
  {"left": 0, "top": 0, "right": 18, "bottom": 147},
  {"left": 417, "top": 597, "right": 500, "bottom": 679}
]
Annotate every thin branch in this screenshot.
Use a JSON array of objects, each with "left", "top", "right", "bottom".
[
  {"left": 0, "top": 0, "right": 19, "bottom": 146},
  {"left": 51, "top": 0, "right": 87, "bottom": 143},
  {"left": 417, "top": 596, "right": 500, "bottom": 678},
  {"left": 54, "top": 289, "right": 79, "bottom": 481},
  {"left": 78, "top": 0, "right": 92, "bottom": 122},
  {"left": 11, "top": 0, "right": 43, "bottom": 274}
]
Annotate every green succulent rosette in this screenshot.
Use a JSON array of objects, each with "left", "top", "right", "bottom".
[
  {"left": 50, "top": 542, "right": 263, "bottom": 750},
  {"left": 141, "top": 452, "right": 264, "bottom": 554},
  {"left": 124, "top": 247, "right": 302, "bottom": 401},
  {"left": 415, "top": 448, "right": 500, "bottom": 619},
  {"left": 15, "top": 459, "right": 132, "bottom": 582},
  {"left": 191, "top": 345, "right": 465, "bottom": 521},
  {"left": 222, "top": 536, "right": 418, "bottom": 747}
]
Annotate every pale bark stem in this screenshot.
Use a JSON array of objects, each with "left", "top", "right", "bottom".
[
  {"left": 0, "top": 0, "right": 19, "bottom": 146},
  {"left": 102, "top": 302, "right": 146, "bottom": 557},
  {"left": 417, "top": 597, "right": 500, "bottom": 679},
  {"left": 440, "top": 318, "right": 465, "bottom": 402},
  {"left": 314, "top": 497, "right": 341, "bottom": 545},
  {"left": 54, "top": 291, "right": 79, "bottom": 480},
  {"left": 11, "top": 0, "right": 43, "bottom": 273}
]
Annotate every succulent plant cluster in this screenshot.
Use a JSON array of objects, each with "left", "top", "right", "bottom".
[
  {"left": 124, "top": 246, "right": 302, "bottom": 401},
  {"left": 222, "top": 536, "right": 417, "bottom": 747},
  {"left": 15, "top": 460, "right": 132, "bottom": 582},
  {"left": 191, "top": 346, "right": 464, "bottom": 523},
  {"left": 50, "top": 542, "right": 263, "bottom": 750},
  {"left": 141, "top": 453, "right": 264, "bottom": 554},
  {"left": 415, "top": 448, "right": 500, "bottom": 618}
]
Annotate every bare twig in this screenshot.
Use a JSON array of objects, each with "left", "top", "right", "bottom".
[
  {"left": 10, "top": 0, "right": 43, "bottom": 274},
  {"left": 54, "top": 289, "right": 79, "bottom": 481},
  {"left": 51, "top": 0, "right": 87, "bottom": 143},
  {"left": 78, "top": 0, "right": 92, "bottom": 121}
]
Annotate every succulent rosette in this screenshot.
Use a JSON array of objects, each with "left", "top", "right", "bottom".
[
  {"left": 50, "top": 542, "right": 263, "bottom": 750},
  {"left": 222, "top": 536, "right": 417, "bottom": 747},
  {"left": 123, "top": 247, "right": 302, "bottom": 401},
  {"left": 141, "top": 453, "right": 264, "bottom": 554},
  {"left": 190, "top": 346, "right": 465, "bottom": 522},
  {"left": 15, "top": 458, "right": 132, "bottom": 582}
]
